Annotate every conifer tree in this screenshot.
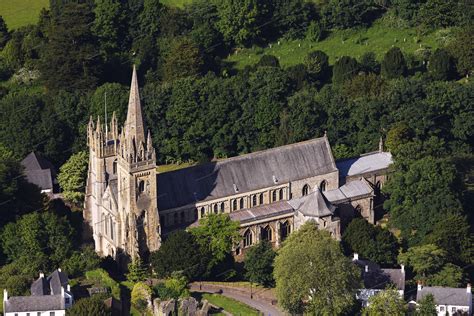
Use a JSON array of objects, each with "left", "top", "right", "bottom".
[{"left": 381, "top": 47, "right": 407, "bottom": 79}]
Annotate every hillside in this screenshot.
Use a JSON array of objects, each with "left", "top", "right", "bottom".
[
  {"left": 0, "top": 0, "right": 49, "bottom": 29},
  {"left": 226, "top": 22, "right": 443, "bottom": 68}
]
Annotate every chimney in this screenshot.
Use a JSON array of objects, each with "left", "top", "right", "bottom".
[
  {"left": 58, "top": 268, "right": 61, "bottom": 272},
  {"left": 67, "top": 284, "right": 71, "bottom": 292},
  {"left": 3, "top": 289, "right": 7, "bottom": 302},
  {"left": 467, "top": 283, "right": 471, "bottom": 294},
  {"left": 401, "top": 264, "right": 405, "bottom": 274},
  {"left": 353, "top": 253, "right": 359, "bottom": 261},
  {"left": 365, "top": 265, "right": 369, "bottom": 273},
  {"left": 417, "top": 281, "right": 423, "bottom": 291},
  {"left": 39, "top": 272, "right": 44, "bottom": 278},
  {"left": 61, "top": 286, "right": 65, "bottom": 298}
]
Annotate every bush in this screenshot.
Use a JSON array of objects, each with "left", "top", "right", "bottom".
[
  {"left": 332, "top": 56, "right": 359, "bottom": 85},
  {"left": 85, "top": 269, "right": 120, "bottom": 299},
  {"left": 67, "top": 296, "right": 111, "bottom": 316},
  {"left": 381, "top": 47, "right": 407, "bottom": 79},
  {"left": 306, "top": 21, "right": 325, "bottom": 42},
  {"left": 256, "top": 55, "right": 280, "bottom": 68},
  {"left": 428, "top": 48, "right": 455, "bottom": 80}
]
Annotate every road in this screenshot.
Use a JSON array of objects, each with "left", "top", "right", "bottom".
[{"left": 190, "top": 283, "right": 284, "bottom": 316}]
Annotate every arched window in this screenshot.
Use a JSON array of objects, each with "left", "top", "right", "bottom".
[
  {"left": 272, "top": 190, "right": 277, "bottom": 202},
  {"left": 302, "top": 184, "right": 310, "bottom": 196},
  {"left": 261, "top": 226, "right": 272, "bottom": 241},
  {"left": 232, "top": 200, "right": 237, "bottom": 211},
  {"left": 110, "top": 219, "right": 114, "bottom": 241},
  {"left": 112, "top": 160, "right": 117, "bottom": 174},
  {"left": 259, "top": 193, "right": 264, "bottom": 205},
  {"left": 105, "top": 215, "right": 109, "bottom": 235},
  {"left": 138, "top": 180, "right": 145, "bottom": 193},
  {"left": 279, "top": 189, "right": 284, "bottom": 200},
  {"left": 252, "top": 195, "right": 257, "bottom": 206},
  {"left": 243, "top": 230, "right": 253, "bottom": 247},
  {"left": 280, "top": 221, "right": 291, "bottom": 241},
  {"left": 200, "top": 207, "right": 205, "bottom": 218},
  {"left": 239, "top": 198, "right": 244, "bottom": 209},
  {"left": 220, "top": 202, "right": 225, "bottom": 213},
  {"left": 320, "top": 180, "right": 327, "bottom": 192},
  {"left": 214, "top": 204, "right": 218, "bottom": 214}
]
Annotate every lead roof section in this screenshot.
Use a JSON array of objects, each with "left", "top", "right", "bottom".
[{"left": 157, "top": 137, "right": 337, "bottom": 211}]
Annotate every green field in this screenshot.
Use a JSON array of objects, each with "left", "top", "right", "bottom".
[
  {"left": 227, "top": 22, "right": 442, "bottom": 69},
  {"left": 0, "top": 0, "right": 49, "bottom": 29},
  {"left": 201, "top": 293, "right": 260, "bottom": 316},
  {"left": 160, "top": 0, "right": 194, "bottom": 8}
]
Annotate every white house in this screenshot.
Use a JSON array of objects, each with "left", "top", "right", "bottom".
[
  {"left": 3, "top": 269, "right": 73, "bottom": 316},
  {"left": 414, "top": 283, "right": 472, "bottom": 316}
]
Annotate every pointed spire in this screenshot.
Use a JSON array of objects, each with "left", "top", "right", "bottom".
[{"left": 125, "top": 65, "right": 145, "bottom": 145}]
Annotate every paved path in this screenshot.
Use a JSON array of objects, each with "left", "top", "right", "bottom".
[{"left": 190, "top": 283, "right": 284, "bottom": 316}]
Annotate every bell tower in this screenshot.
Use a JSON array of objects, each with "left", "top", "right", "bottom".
[{"left": 117, "top": 66, "right": 161, "bottom": 260}]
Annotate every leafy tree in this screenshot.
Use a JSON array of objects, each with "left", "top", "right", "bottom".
[
  {"left": 150, "top": 230, "right": 204, "bottom": 280},
  {"left": 428, "top": 48, "right": 455, "bottom": 81},
  {"left": 256, "top": 55, "right": 280, "bottom": 68},
  {"left": 244, "top": 241, "right": 276, "bottom": 287},
  {"left": 0, "top": 256, "right": 47, "bottom": 296},
  {"left": 67, "top": 296, "right": 111, "bottom": 316},
  {"left": 360, "top": 51, "right": 379, "bottom": 73},
  {"left": 426, "top": 263, "right": 464, "bottom": 287},
  {"left": 417, "top": 0, "right": 467, "bottom": 29},
  {"left": 92, "top": 0, "right": 125, "bottom": 57},
  {"left": 62, "top": 245, "right": 102, "bottom": 278},
  {"left": 274, "top": 222, "right": 360, "bottom": 314},
  {"left": 398, "top": 244, "right": 446, "bottom": 280},
  {"left": 322, "top": 0, "right": 382, "bottom": 29},
  {"left": 190, "top": 213, "right": 240, "bottom": 276},
  {"left": 446, "top": 27, "right": 473, "bottom": 77},
  {"left": 131, "top": 282, "right": 152, "bottom": 314},
  {"left": 126, "top": 257, "right": 148, "bottom": 283},
  {"left": 163, "top": 37, "right": 204, "bottom": 82},
  {"left": 332, "top": 56, "right": 359, "bottom": 85},
  {"left": 0, "top": 15, "right": 10, "bottom": 49},
  {"left": 342, "top": 218, "right": 399, "bottom": 266},
  {"left": 90, "top": 83, "right": 129, "bottom": 124},
  {"left": 187, "top": 0, "right": 222, "bottom": 54},
  {"left": 362, "top": 287, "right": 405, "bottom": 316},
  {"left": 385, "top": 123, "right": 413, "bottom": 153},
  {"left": 303, "top": 50, "right": 329, "bottom": 82},
  {"left": 343, "top": 73, "right": 386, "bottom": 100},
  {"left": 381, "top": 47, "right": 407, "bottom": 79},
  {"left": 57, "top": 151, "right": 89, "bottom": 204},
  {"left": 1, "top": 211, "right": 74, "bottom": 269},
  {"left": 272, "top": 0, "right": 313, "bottom": 39},
  {"left": 306, "top": 21, "right": 324, "bottom": 42},
  {"left": 416, "top": 293, "right": 437, "bottom": 316},
  {"left": 163, "top": 272, "right": 190, "bottom": 299}
]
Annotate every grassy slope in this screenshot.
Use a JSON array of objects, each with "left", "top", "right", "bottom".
[
  {"left": 160, "top": 0, "right": 193, "bottom": 8},
  {"left": 201, "top": 293, "right": 260, "bottom": 316},
  {"left": 227, "top": 22, "right": 440, "bottom": 69},
  {"left": 0, "top": 0, "right": 49, "bottom": 29}
]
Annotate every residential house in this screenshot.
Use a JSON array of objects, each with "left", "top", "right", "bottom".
[{"left": 414, "top": 283, "right": 472, "bottom": 316}]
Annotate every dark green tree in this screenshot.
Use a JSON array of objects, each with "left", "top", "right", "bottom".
[
  {"left": 62, "top": 245, "right": 102, "bottom": 278},
  {"left": 306, "top": 21, "right": 325, "bottom": 42},
  {"left": 272, "top": 0, "right": 313, "bottom": 39},
  {"left": 332, "top": 56, "right": 359, "bottom": 85},
  {"left": 363, "top": 287, "right": 405, "bottom": 316},
  {"left": 426, "top": 263, "right": 464, "bottom": 287},
  {"left": 0, "top": 15, "right": 10, "bottom": 49},
  {"left": 126, "top": 257, "right": 148, "bottom": 283},
  {"left": 256, "top": 55, "right": 280, "bottom": 68},
  {"left": 428, "top": 48, "right": 455, "bottom": 80},
  {"left": 92, "top": 0, "right": 126, "bottom": 57},
  {"left": 398, "top": 244, "right": 447, "bottom": 280},
  {"left": 381, "top": 47, "right": 406, "bottom": 79},
  {"left": 360, "top": 52, "right": 379, "bottom": 73},
  {"left": 417, "top": 0, "right": 467, "bottom": 29},
  {"left": 446, "top": 27, "right": 473, "bottom": 77},
  {"left": 244, "top": 241, "right": 276, "bottom": 287},
  {"left": 304, "top": 50, "right": 329, "bottom": 82},
  {"left": 67, "top": 296, "right": 111, "bottom": 316},
  {"left": 163, "top": 37, "right": 204, "bottom": 82},
  {"left": 150, "top": 230, "right": 204, "bottom": 280},
  {"left": 416, "top": 293, "right": 437, "bottom": 316}
]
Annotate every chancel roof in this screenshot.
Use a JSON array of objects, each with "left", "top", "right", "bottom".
[
  {"left": 337, "top": 152, "right": 392, "bottom": 178},
  {"left": 324, "top": 179, "right": 374, "bottom": 204},
  {"left": 157, "top": 137, "right": 337, "bottom": 211},
  {"left": 229, "top": 201, "right": 294, "bottom": 224}
]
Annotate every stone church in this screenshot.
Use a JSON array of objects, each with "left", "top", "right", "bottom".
[{"left": 84, "top": 67, "right": 392, "bottom": 263}]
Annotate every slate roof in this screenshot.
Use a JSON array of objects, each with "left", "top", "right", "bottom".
[
  {"left": 31, "top": 276, "right": 50, "bottom": 296},
  {"left": 353, "top": 256, "right": 405, "bottom": 291},
  {"left": 288, "top": 188, "right": 335, "bottom": 217},
  {"left": 21, "top": 152, "right": 56, "bottom": 191},
  {"left": 4, "top": 295, "right": 64, "bottom": 313},
  {"left": 324, "top": 179, "right": 374, "bottom": 204},
  {"left": 337, "top": 152, "right": 392, "bottom": 178},
  {"left": 229, "top": 201, "right": 294, "bottom": 224},
  {"left": 416, "top": 286, "right": 472, "bottom": 306},
  {"left": 157, "top": 137, "right": 337, "bottom": 211},
  {"left": 30, "top": 269, "right": 69, "bottom": 296}
]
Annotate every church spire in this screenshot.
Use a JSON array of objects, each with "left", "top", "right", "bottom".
[{"left": 125, "top": 65, "right": 145, "bottom": 145}]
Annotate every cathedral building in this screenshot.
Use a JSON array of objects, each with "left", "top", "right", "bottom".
[{"left": 84, "top": 67, "right": 392, "bottom": 263}]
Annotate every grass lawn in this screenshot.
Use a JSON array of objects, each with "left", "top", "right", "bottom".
[
  {"left": 157, "top": 161, "right": 197, "bottom": 173},
  {"left": 198, "top": 293, "right": 260, "bottom": 316},
  {"left": 160, "top": 0, "right": 194, "bottom": 8},
  {"left": 226, "top": 22, "right": 442, "bottom": 69},
  {"left": 0, "top": 0, "right": 49, "bottom": 29}
]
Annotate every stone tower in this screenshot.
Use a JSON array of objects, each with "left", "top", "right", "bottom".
[
  {"left": 117, "top": 65, "right": 161, "bottom": 260},
  {"left": 84, "top": 66, "right": 161, "bottom": 263}
]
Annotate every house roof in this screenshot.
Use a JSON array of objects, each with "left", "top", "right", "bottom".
[
  {"left": 324, "top": 179, "right": 374, "bottom": 204},
  {"left": 4, "top": 295, "right": 64, "bottom": 313},
  {"left": 21, "top": 152, "right": 56, "bottom": 173},
  {"left": 30, "top": 269, "right": 69, "bottom": 296},
  {"left": 157, "top": 137, "right": 337, "bottom": 211},
  {"left": 353, "top": 256, "right": 405, "bottom": 291},
  {"left": 21, "top": 152, "right": 56, "bottom": 191},
  {"left": 416, "top": 286, "right": 472, "bottom": 306},
  {"left": 288, "top": 188, "right": 335, "bottom": 217},
  {"left": 229, "top": 200, "right": 294, "bottom": 224},
  {"left": 336, "top": 152, "right": 392, "bottom": 178},
  {"left": 30, "top": 276, "right": 50, "bottom": 296}
]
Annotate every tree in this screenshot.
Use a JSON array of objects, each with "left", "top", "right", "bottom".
[
  {"left": 381, "top": 47, "right": 406, "bottom": 79},
  {"left": 398, "top": 244, "right": 446, "bottom": 280},
  {"left": 126, "top": 257, "right": 148, "bottom": 283},
  {"left": 417, "top": 0, "right": 467, "bottom": 29},
  {"left": 332, "top": 56, "right": 359, "bottom": 85},
  {"left": 57, "top": 151, "right": 89, "bottom": 204},
  {"left": 446, "top": 27, "right": 473, "bottom": 77},
  {"left": 67, "top": 296, "right": 111, "bottom": 316},
  {"left": 306, "top": 21, "right": 324, "bottom": 42},
  {"left": 416, "top": 293, "right": 437, "bottom": 316},
  {"left": 274, "top": 222, "right": 360, "bottom": 314},
  {"left": 428, "top": 49, "right": 455, "bottom": 80},
  {"left": 303, "top": 50, "right": 329, "bottom": 82},
  {"left": 131, "top": 282, "right": 152, "bottom": 314},
  {"left": 322, "top": 0, "right": 382, "bottom": 29},
  {"left": 342, "top": 218, "right": 399, "bottom": 267},
  {"left": 0, "top": 15, "right": 10, "bottom": 49},
  {"left": 385, "top": 123, "right": 413, "bottom": 153},
  {"left": 362, "top": 287, "right": 406, "bottom": 316},
  {"left": 426, "top": 263, "right": 464, "bottom": 287},
  {"left": 189, "top": 213, "right": 240, "bottom": 275},
  {"left": 92, "top": 0, "right": 125, "bottom": 57},
  {"left": 90, "top": 83, "right": 129, "bottom": 124},
  {"left": 163, "top": 37, "right": 204, "bottom": 82},
  {"left": 256, "top": 55, "right": 280, "bottom": 68},
  {"left": 244, "top": 241, "right": 276, "bottom": 287},
  {"left": 62, "top": 245, "right": 102, "bottom": 278},
  {"left": 360, "top": 52, "right": 379, "bottom": 73},
  {"left": 150, "top": 230, "right": 204, "bottom": 280}
]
